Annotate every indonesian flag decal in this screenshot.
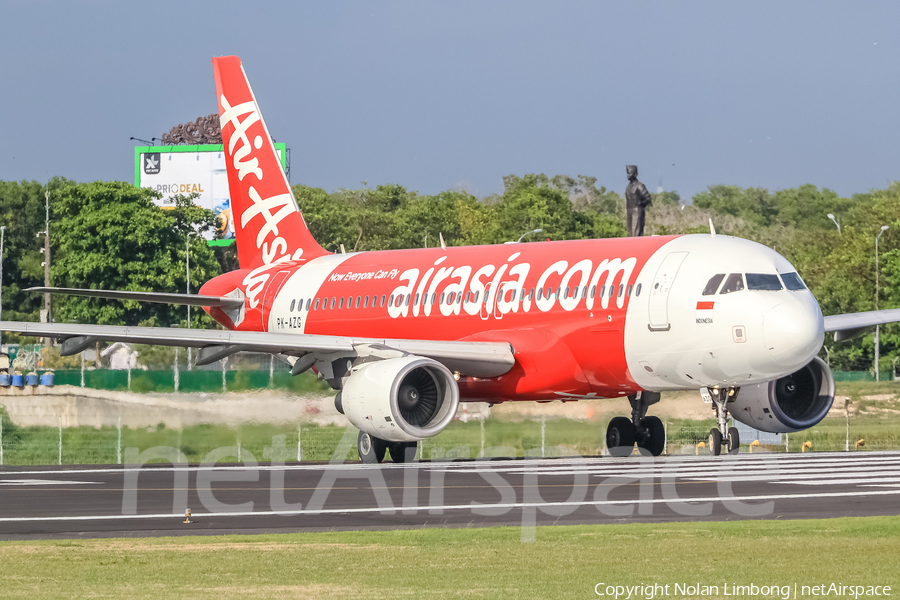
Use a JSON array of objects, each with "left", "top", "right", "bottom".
[{"left": 696, "top": 301, "right": 714, "bottom": 323}]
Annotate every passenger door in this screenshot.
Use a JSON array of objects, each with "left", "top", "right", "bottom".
[{"left": 648, "top": 252, "right": 688, "bottom": 331}]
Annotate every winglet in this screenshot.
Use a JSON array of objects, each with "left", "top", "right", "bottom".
[{"left": 709, "top": 218, "right": 716, "bottom": 237}]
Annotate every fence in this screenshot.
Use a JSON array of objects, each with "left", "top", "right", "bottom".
[
  {"left": 49, "top": 368, "right": 328, "bottom": 394},
  {"left": 2, "top": 407, "right": 898, "bottom": 467},
  {"left": 33, "top": 368, "right": 900, "bottom": 393}
]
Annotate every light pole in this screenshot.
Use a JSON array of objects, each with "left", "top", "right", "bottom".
[
  {"left": 0, "top": 225, "right": 5, "bottom": 348},
  {"left": 875, "top": 225, "right": 889, "bottom": 381},
  {"left": 186, "top": 232, "right": 195, "bottom": 370},
  {"left": 516, "top": 228, "right": 543, "bottom": 243},
  {"left": 827, "top": 213, "right": 841, "bottom": 234}
]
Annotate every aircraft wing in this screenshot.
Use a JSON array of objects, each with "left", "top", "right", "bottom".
[
  {"left": 26, "top": 287, "right": 244, "bottom": 309},
  {"left": 0, "top": 321, "right": 515, "bottom": 378},
  {"left": 824, "top": 308, "right": 900, "bottom": 342}
]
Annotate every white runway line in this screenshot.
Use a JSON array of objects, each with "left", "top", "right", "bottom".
[
  {"left": 0, "top": 451, "right": 898, "bottom": 478},
  {"left": 1, "top": 488, "right": 899, "bottom": 523},
  {"left": 0, "top": 479, "right": 102, "bottom": 486}
]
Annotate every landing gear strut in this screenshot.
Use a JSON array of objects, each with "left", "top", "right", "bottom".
[
  {"left": 357, "top": 431, "right": 417, "bottom": 464},
  {"left": 706, "top": 387, "right": 740, "bottom": 456},
  {"left": 606, "top": 391, "right": 665, "bottom": 457}
]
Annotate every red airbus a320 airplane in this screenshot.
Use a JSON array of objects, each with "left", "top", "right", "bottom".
[{"left": 5, "top": 56, "right": 899, "bottom": 462}]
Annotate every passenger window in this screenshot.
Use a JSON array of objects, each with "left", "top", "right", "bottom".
[
  {"left": 746, "top": 274, "right": 783, "bottom": 291},
  {"left": 473, "top": 290, "right": 480, "bottom": 303},
  {"left": 599, "top": 285, "right": 606, "bottom": 298},
  {"left": 339, "top": 297, "right": 344, "bottom": 309},
  {"left": 519, "top": 288, "right": 525, "bottom": 302},
  {"left": 356, "top": 296, "right": 361, "bottom": 308},
  {"left": 290, "top": 299, "right": 296, "bottom": 311},
  {"left": 609, "top": 285, "right": 615, "bottom": 298},
  {"left": 389, "top": 294, "right": 394, "bottom": 307},
  {"left": 431, "top": 292, "right": 437, "bottom": 305},
  {"left": 556, "top": 287, "right": 561, "bottom": 299},
  {"left": 314, "top": 298, "right": 320, "bottom": 310},
  {"left": 330, "top": 297, "right": 336, "bottom": 309},
  {"left": 298, "top": 298, "right": 304, "bottom": 310},
  {"left": 626, "top": 284, "right": 633, "bottom": 296},
  {"left": 448, "top": 292, "right": 455, "bottom": 304},
  {"left": 719, "top": 273, "right": 744, "bottom": 294},
  {"left": 635, "top": 283, "right": 642, "bottom": 297},
  {"left": 781, "top": 272, "right": 806, "bottom": 291},
  {"left": 415, "top": 293, "right": 420, "bottom": 305},
  {"left": 590, "top": 285, "right": 596, "bottom": 299},
  {"left": 305, "top": 299, "right": 311, "bottom": 311},
  {"left": 618, "top": 284, "right": 624, "bottom": 298},
  {"left": 702, "top": 274, "right": 726, "bottom": 296},
  {"left": 364, "top": 296, "right": 369, "bottom": 308},
  {"left": 380, "top": 294, "right": 386, "bottom": 307},
  {"left": 564, "top": 287, "right": 570, "bottom": 299},
  {"left": 440, "top": 292, "right": 446, "bottom": 305},
  {"left": 405, "top": 294, "right": 410, "bottom": 306}
]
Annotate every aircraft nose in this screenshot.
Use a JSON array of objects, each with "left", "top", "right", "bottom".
[{"left": 762, "top": 300, "right": 824, "bottom": 370}]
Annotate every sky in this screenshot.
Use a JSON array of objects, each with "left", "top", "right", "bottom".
[{"left": 1, "top": 1, "right": 898, "bottom": 202}]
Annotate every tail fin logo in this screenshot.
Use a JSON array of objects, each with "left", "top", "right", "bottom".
[
  {"left": 219, "top": 97, "right": 263, "bottom": 181},
  {"left": 213, "top": 55, "right": 328, "bottom": 311},
  {"left": 219, "top": 95, "right": 294, "bottom": 259}
]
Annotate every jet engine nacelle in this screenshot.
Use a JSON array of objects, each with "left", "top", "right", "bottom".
[
  {"left": 730, "top": 357, "right": 835, "bottom": 433},
  {"left": 340, "top": 356, "right": 460, "bottom": 442}
]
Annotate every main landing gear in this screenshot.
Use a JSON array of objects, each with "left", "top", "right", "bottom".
[
  {"left": 357, "top": 431, "right": 417, "bottom": 464},
  {"left": 606, "top": 391, "right": 666, "bottom": 457},
  {"left": 706, "top": 387, "right": 740, "bottom": 456}
]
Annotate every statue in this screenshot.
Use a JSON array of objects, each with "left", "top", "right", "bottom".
[{"left": 625, "top": 165, "right": 652, "bottom": 237}]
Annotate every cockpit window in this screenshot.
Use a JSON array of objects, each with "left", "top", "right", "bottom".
[
  {"left": 702, "top": 274, "right": 726, "bottom": 296},
  {"left": 719, "top": 273, "right": 744, "bottom": 294},
  {"left": 746, "top": 273, "right": 783, "bottom": 291},
  {"left": 781, "top": 272, "right": 806, "bottom": 291}
]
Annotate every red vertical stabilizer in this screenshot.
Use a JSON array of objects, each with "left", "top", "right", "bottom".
[{"left": 212, "top": 56, "right": 327, "bottom": 270}]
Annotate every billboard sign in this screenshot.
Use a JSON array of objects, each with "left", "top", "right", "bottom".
[{"left": 134, "top": 143, "right": 287, "bottom": 241}]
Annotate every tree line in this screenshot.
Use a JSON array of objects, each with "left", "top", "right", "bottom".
[{"left": 0, "top": 175, "right": 897, "bottom": 373}]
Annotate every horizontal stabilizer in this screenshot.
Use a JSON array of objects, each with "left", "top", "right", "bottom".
[{"left": 26, "top": 287, "right": 244, "bottom": 309}]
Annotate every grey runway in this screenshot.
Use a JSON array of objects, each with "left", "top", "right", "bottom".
[{"left": 1, "top": 451, "right": 899, "bottom": 540}]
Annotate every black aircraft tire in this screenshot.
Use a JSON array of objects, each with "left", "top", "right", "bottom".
[
  {"left": 708, "top": 428, "right": 723, "bottom": 456},
  {"left": 727, "top": 427, "right": 741, "bottom": 455},
  {"left": 637, "top": 416, "right": 666, "bottom": 457},
  {"left": 389, "top": 441, "right": 418, "bottom": 463},
  {"left": 607, "top": 416, "right": 637, "bottom": 457},
  {"left": 358, "top": 431, "right": 387, "bottom": 464}
]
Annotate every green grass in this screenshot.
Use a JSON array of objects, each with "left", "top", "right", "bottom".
[{"left": 0, "top": 517, "right": 897, "bottom": 599}]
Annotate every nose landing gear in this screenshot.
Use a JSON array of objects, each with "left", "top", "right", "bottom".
[
  {"left": 705, "top": 387, "right": 740, "bottom": 455},
  {"left": 606, "top": 391, "right": 666, "bottom": 457}
]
